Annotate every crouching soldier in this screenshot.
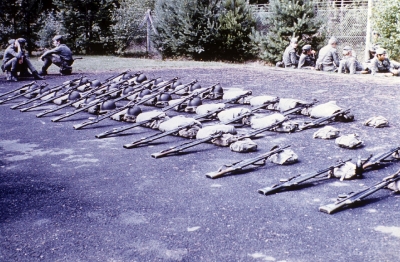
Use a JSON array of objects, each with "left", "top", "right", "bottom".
[
  {"left": 282, "top": 38, "right": 299, "bottom": 68},
  {"left": 39, "top": 35, "right": 74, "bottom": 76},
  {"left": 338, "top": 46, "right": 365, "bottom": 74},
  {"left": 370, "top": 48, "right": 399, "bottom": 76},
  {"left": 2, "top": 38, "right": 44, "bottom": 81},
  {"left": 298, "top": 44, "right": 316, "bottom": 69}
]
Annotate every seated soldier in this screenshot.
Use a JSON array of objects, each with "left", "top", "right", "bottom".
[
  {"left": 282, "top": 38, "right": 300, "bottom": 68},
  {"left": 1, "top": 38, "right": 44, "bottom": 82},
  {"left": 370, "top": 48, "right": 399, "bottom": 76},
  {"left": 39, "top": 35, "right": 73, "bottom": 76},
  {"left": 338, "top": 46, "right": 365, "bottom": 74},
  {"left": 316, "top": 36, "right": 340, "bottom": 72},
  {"left": 298, "top": 44, "right": 316, "bottom": 69}
]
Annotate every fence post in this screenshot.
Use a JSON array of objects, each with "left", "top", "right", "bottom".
[{"left": 365, "top": 0, "right": 373, "bottom": 62}]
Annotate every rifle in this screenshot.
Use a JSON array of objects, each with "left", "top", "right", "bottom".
[
  {"left": 355, "top": 147, "right": 400, "bottom": 176},
  {"left": 95, "top": 113, "right": 165, "bottom": 138},
  {"left": 258, "top": 158, "right": 352, "bottom": 195},
  {"left": 51, "top": 78, "right": 158, "bottom": 122},
  {"left": 298, "top": 109, "right": 351, "bottom": 131},
  {"left": 161, "top": 82, "right": 215, "bottom": 112},
  {"left": 10, "top": 77, "right": 83, "bottom": 109},
  {"left": 221, "top": 99, "right": 279, "bottom": 125},
  {"left": 19, "top": 77, "right": 91, "bottom": 112},
  {"left": 194, "top": 90, "right": 253, "bottom": 121},
  {"left": 151, "top": 132, "right": 223, "bottom": 158},
  {"left": 206, "top": 145, "right": 291, "bottom": 179},
  {"left": 35, "top": 77, "right": 135, "bottom": 118},
  {"left": 94, "top": 80, "right": 200, "bottom": 138},
  {"left": 282, "top": 99, "right": 318, "bottom": 116},
  {"left": 0, "top": 81, "right": 36, "bottom": 99},
  {"left": 72, "top": 77, "right": 179, "bottom": 129},
  {"left": 0, "top": 82, "right": 44, "bottom": 105},
  {"left": 123, "top": 90, "right": 253, "bottom": 148},
  {"left": 319, "top": 169, "right": 400, "bottom": 214},
  {"left": 150, "top": 117, "right": 288, "bottom": 159}
]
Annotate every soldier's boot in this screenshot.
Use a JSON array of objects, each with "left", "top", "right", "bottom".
[
  {"left": 38, "top": 68, "right": 47, "bottom": 76},
  {"left": 5, "top": 71, "right": 11, "bottom": 81},
  {"left": 20, "top": 69, "right": 33, "bottom": 77},
  {"left": 60, "top": 66, "right": 72, "bottom": 75},
  {"left": 32, "top": 70, "right": 45, "bottom": 80},
  {"left": 9, "top": 71, "right": 18, "bottom": 82}
]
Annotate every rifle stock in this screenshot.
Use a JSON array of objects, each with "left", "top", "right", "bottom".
[
  {"left": 35, "top": 78, "right": 134, "bottom": 118},
  {"left": 298, "top": 108, "right": 350, "bottom": 130},
  {"left": 282, "top": 100, "right": 318, "bottom": 116},
  {"left": 51, "top": 78, "right": 155, "bottom": 122},
  {"left": 151, "top": 133, "right": 223, "bottom": 158},
  {"left": 0, "top": 81, "right": 36, "bottom": 99},
  {"left": 319, "top": 169, "right": 400, "bottom": 214},
  {"left": 95, "top": 115, "right": 163, "bottom": 138},
  {"left": 356, "top": 147, "right": 400, "bottom": 175},
  {"left": 257, "top": 158, "right": 352, "bottom": 195},
  {"left": 123, "top": 122, "right": 197, "bottom": 149},
  {"left": 205, "top": 145, "right": 290, "bottom": 179},
  {"left": 73, "top": 77, "right": 179, "bottom": 129},
  {"left": 0, "top": 82, "right": 43, "bottom": 105},
  {"left": 20, "top": 79, "right": 89, "bottom": 112}
]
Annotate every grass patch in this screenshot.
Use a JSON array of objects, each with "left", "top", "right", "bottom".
[{"left": 27, "top": 55, "right": 252, "bottom": 75}]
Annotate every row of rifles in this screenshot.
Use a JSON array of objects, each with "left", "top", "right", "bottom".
[{"left": 1, "top": 70, "right": 399, "bottom": 214}]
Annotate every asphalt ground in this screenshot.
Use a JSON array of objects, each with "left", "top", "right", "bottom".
[{"left": 1, "top": 66, "right": 400, "bottom": 262}]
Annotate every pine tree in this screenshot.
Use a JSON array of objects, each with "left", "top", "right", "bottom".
[
  {"left": 216, "top": 0, "right": 257, "bottom": 61},
  {"left": 259, "top": 0, "right": 324, "bottom": 63},
  {"left": 153, "top": 0, "right": 221, "bottom": 60}
]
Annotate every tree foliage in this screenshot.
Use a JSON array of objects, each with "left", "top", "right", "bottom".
[
  {"left": 258, "top": 0, "right": 324, "bottom": 63},
  {"left": 112, "top": 0, "right": 155, "bottom": 54},
  {"left": 0, "top": 0, "right": 49, "bottom": 54},
  {"left": 371, "top": 0, "right": 400, "bottom": 61},
  {"left": 54, "top": 0, "right": 116, "bottom": 54},
  {"left": 153, "top": 0, "right": 257, "bottom": 61}
]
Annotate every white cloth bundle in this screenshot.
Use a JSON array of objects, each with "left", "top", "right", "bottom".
[
  {"left": 364, "top": 116, "right": 389, "bottom": 128},
  {"left": 276, "top": 98, "right": 307, "bottom": 112},
  {"left": 269, "top": 149, "right": 298, "bottom": 165},
  {"left": 313, "top": 126, "right": 341, "bottom": 139},
  {"left": 196, "top": 103, "right": 226, "bottom": 115},
  {"left": 230, "top": 139, "right": 258, "bottom": 152},
  {"left": 308, "top": 101, "right": 342, "bottom": 118},
  {"left": 196, "top": 124, "right": 236, "bottom": 139},
  {"left": 249, "top": 95, "right": 279, "bottom": 107},
  {"left": 217, "top": 107, "right": 251, "bottom": 123},
  {"left": 335, "top": 134, "right": 363, "bottom": 149},
  {"left": 159, "top": 116, "right": 201, "bottom": 132},
  {"left": 250, "top": 113, "right": 285, "bottom": 129}
]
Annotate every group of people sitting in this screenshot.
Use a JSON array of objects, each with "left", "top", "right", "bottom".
[
  {"left": 1, "top": 35, "right": 74, "bottom": 82},
  {"left": 278, "top": 36, "right": 400, "bottom": 76}
]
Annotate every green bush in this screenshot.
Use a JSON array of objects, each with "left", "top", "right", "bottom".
[
  {"left": 153, "top": 0, "right": 257, "bottom": 61},
  {"left": 371, "top": 1, "right": 400, "bottom": 61},
  {"left": 36, "top": 12, "right": 65, "bottom": 49},
  {"left": 258, "top": 0, "right": 324, "bottom": 64}
]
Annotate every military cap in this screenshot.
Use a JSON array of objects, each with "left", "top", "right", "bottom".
[
  {"left": 343, "top": 46, "right": 352, "bottom": 51},
  {"left": 17, "top": 38, "right": 27, "bottom": 45},
  {"left": 302, "top": 44, "right": 312, "bottom": 51},
  {"left": 375, "top": 48, "right": 386, "bottom": 55},
  {"left": 328, "top": 36, "right": 338, "bottom": 44},
  {"left": 52, "top": 35, "right": 63, "bottom": 42},
  {"left": 290, "top": 38, "right": 298, "bottom": 43},
  {"left": 8, "top": 39, "right": 16, "bottom": 45}
]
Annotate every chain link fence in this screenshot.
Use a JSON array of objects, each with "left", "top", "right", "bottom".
[{"left": 252, "top": 0, "right": 370, "bottom": 60}]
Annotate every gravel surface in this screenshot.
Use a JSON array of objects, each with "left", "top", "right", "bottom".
[{"left": 1, "top": 66, "right": 400, "bottom": 262}]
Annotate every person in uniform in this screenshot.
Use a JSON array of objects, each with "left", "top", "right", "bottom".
[
  {"left": 282, "top": 38, "right": 299, "bottom": 68},
  {"left": 338, "top": 46, "right": 364, "bottom": 74},
  {"left": 298, "top": 44, "right": 316, "bottom": 69},
  {"left": 1, "top": 38, "right": 44, "bottom": 82},
  {"left": 316, "top": 36, "right": 340, "bottom": 72},
  {"left": 370, "top": 48, "right": 399, "bottom": 76},
  {"left": 39, "top": 35, "right": 73, "bottom": 76}
]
